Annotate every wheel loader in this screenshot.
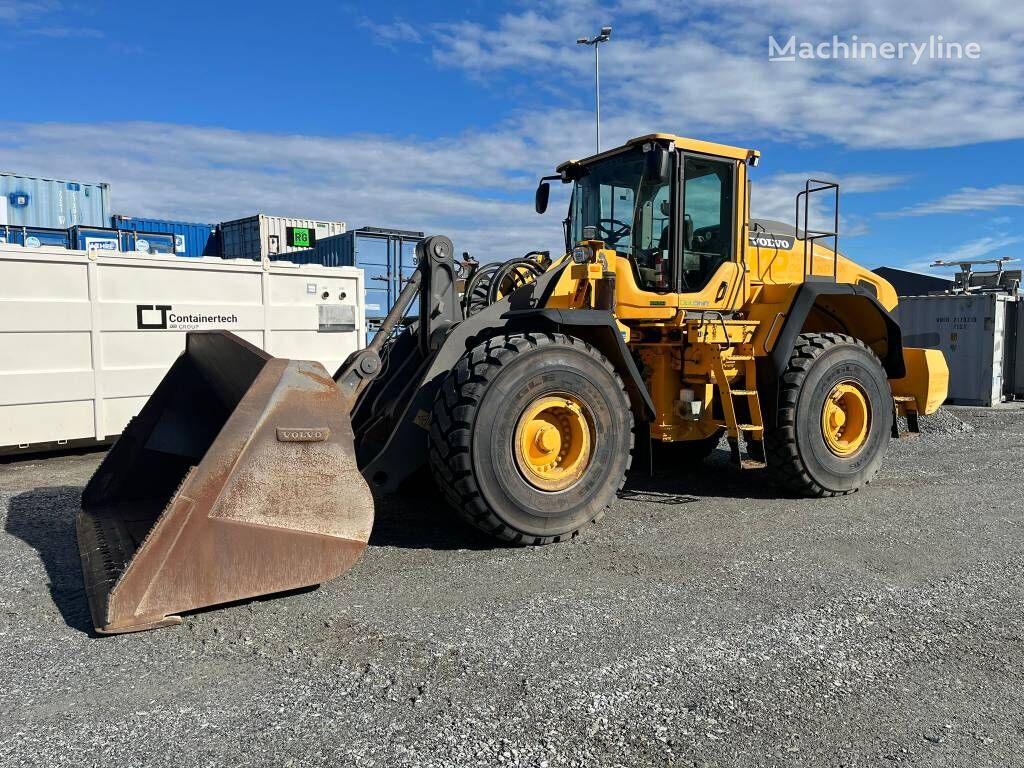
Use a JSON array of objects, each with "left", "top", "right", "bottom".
[{"left": 76, "top": 134, "right": 948, "bottom": 634}]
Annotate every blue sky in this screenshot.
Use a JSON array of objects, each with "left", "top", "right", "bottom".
[{"left": 1, "top": 0, "right": 1022, "bottom": 275}]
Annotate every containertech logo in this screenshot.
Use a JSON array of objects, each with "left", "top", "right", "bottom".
[{"left": 136, "top": 304, "right": 240, "bottom": 330}]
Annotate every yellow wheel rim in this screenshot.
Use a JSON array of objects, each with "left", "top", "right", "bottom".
[
  {"left": 513, "top": 393, "right": 593, "bottom": 492},
  {"left": 821, "top": 380, "right": 870, "bottom": 457}
]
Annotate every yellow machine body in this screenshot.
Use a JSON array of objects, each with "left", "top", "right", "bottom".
[{"left": 544, "top": 134, "right": 947, "bottom": 447}]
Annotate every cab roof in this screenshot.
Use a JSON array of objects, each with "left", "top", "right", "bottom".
[{"left": 556, "top": 133, "right": 760, "bottom": 172}]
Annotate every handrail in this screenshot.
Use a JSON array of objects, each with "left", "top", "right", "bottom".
[{"left": 795, "top": 179, "right": 840, "bottom": 281}]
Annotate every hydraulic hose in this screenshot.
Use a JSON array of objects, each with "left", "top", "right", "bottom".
[{"left": 464, "top": 251, "right": 551, "bottom": 316}]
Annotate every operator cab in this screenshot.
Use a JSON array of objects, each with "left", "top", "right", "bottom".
[{"left": 537, "top": 134, "right": 757, "bottom": 299}]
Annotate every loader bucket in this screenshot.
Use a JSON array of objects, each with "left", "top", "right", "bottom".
[{"left": 77, "top": 331, "right": 374, "bottom": 634}]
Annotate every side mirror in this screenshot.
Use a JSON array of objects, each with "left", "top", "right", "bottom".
[
  {"left": 645, "top": 146, "right": 670, "bottom": 184},
  {"left": 535, "top": 181, "right": 550, "bottom": 214}
]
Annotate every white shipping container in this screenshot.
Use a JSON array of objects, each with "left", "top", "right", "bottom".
[
  {"left": 0, "top": 245, "right": 365, "bottom": 453},
  {"left": 896, "top": 293, "right": 1015, "bottom": 406},
  {"left": 219, "top": 214, "right": 346, "bottom": 260}
]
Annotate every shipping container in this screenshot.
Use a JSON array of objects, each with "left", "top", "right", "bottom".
[
  {"left": 112, "top": 215, "right": 220, "bottom": 257},
  {"left": 273, "top": 227, "right": 423, "bottom": 338},
  {"left": 119, "top": 230, "right": 177, "bottom": 255},
  {"left": 69, "top": 225, "right": 121, "bottom": 253},
  {"left": 896, "top": 293, "right": 1017, "bottom": 406},
  {"left": 219, "top": 214, "right": 345, "bottom": 260},
  {"left": 0, "top": 225, "right": 71, "bottom": 249},
  {"left": 0, "top": 172, "right": 111, "bottom": 229},
  {"left": 0, "top": 243, "right": 365, "bottom": 453}
]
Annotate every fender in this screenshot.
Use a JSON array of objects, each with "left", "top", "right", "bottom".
[
  {"left": 759, "top": 282, "right": 906, "bottom": 429},
  {"left": 499, "top": 308, "right": 656, "bottom": 421},
  {"left": 357, "top": 264, "right": 659, "bottom": 493}
]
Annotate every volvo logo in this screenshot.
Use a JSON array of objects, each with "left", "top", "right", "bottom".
[
  {"left": 276, "top": 427, "right": 330, "bottom": 443},
  {"left": 748, "top": 234, "right": 795, "bottom": 250}
]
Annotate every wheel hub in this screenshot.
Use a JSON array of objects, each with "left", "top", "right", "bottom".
[
  {"left": 821, "top": 381, "right": 870, "bottom": 457},
  {"left": 513, "top": 394, "right": 593, "bottom": 492}
]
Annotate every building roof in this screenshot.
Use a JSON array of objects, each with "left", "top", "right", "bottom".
[{"left": 873, "top": 266, "right": 953, "bottom": 297}]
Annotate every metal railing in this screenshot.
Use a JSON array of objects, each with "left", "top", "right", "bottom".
[{"left": 795, "top": 179, "right": 840, "bottom": 282}]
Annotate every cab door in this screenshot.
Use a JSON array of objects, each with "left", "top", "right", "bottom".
[{"left": 675, "top": 154, "right": 745, "bottom": 311}]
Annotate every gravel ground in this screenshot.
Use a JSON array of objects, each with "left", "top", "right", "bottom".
[{"left": 1, "top": 406, "right": 1022, "bottom": 767}]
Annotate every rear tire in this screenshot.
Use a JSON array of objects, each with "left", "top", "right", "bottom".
[
  {"left": 765, "top": 332, "right": 891, "bottom": 496},
  {"left": 429, "top": 333, "right": 634, "bottom": 544}
]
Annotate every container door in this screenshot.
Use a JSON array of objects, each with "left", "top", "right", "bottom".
[
  {"left": 397, "top": 236, "right": 420, "bottom": 319},
  {"left": 355, "top": 234, "right": 392, "bottom": 325},
  {"left": 1016, "top": 303, "right": 1024, "bottom": 397},
  {"left": 75, "top": 228, "right": 119, "bottom": 253},
  {"left": 24, "top": 227, "right": 68, "bottom": 248},
  {"left": 991, "top": 297, "right": 1006, "bottom": 405}
]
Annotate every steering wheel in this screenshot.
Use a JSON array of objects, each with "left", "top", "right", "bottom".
[
  {"left": 597, "top": 218, "right": 631, "bottom": 245},
  {"left": 692, "top": 225, "right": 720, "bottom": 251}
]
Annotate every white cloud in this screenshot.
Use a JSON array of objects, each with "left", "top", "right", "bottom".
[
  {"left": 886, "top": 185, "right": 1024, "bottom": 217},
  {"left": 901, "top": 233, "right": 1024, "bottom": 273},
  {"left": 0, "top": 119, "right": 909, "bottom": 260},
  {"left": 32, "top": 25, "right": 103, "bottom": 38},
  {"left": 0, "top": 0, "right": 58, "bottom": 24},
  {"left": 0, "top": 121, "right": 573, "bottom": 262},
  {"left": 423, "top": 0, "right": 1024, "bottom": 150},
  {"left": 360, "top": 18, "right": 422, "bottom": 46},
  {"left": 932, "top": 234, "right": 1024, "bottom": 262},
  {"left": 749, "top": 170, "right": 905, "bottom": 235}
]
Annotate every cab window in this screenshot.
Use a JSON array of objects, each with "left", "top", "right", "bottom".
[
  {"left": 681, "top": 157, "right": 734, "bottom": 292},
  {"left": 569, "top": 147, "right": 672, "bottom": 291}
]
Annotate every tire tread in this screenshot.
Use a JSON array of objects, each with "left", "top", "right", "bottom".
[
  {"left": 764, "top": 332, "right": 887, "bottom": 497},
  {"left": 428, "top": 332, "right": 634, "bottom": 545}
]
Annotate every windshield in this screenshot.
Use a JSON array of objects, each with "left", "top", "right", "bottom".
[{"left": 569, "top": 147, "right": 672, "bottom": 291}]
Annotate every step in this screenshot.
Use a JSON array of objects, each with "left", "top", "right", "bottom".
[
  {"left": 737, "top": 424, "right": 764, "bottom": 432},
  {"left": 727, "top": 355, "right": 754, "bottom": 361},
  {"left": 726, "top": 437, "right": 768, "bottom": 470},
  {"left": 731, "top": 389, "right": 758, "bottom": 396}
]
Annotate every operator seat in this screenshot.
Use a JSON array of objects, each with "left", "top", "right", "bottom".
[{"left": 656, "top": 200, "right": 693, "bottom": 251}]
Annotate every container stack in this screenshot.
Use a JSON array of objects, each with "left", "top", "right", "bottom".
[{"left": 272, "top": 227, "right": 424, "bottom": 333}]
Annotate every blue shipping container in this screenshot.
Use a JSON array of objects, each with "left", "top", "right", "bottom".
[
  {"left": 1, "top": 173, "right": 111, "bottom": 229},
  {"left": 272, "top": 227, "right": 424, "bottom": 329},
  {"left": 70, "top": 225, "right": 120, "bottom": 253},
  {"left": 0, "top": 225, "right": 71, "bottom": 249},
  {"left": 119, "top": 230, "right": 177, "bottom": 255},
  {"left": 111, "top": 215, "right": 220, "bottom": 257}
]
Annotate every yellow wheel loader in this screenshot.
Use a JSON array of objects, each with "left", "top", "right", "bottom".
[{"left": 77, "top": 134, "right": 948, "bottom": 634}]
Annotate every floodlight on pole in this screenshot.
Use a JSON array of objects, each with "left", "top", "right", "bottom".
[{"left": 576, "top": 25, "right": 612, "bottom": 153}]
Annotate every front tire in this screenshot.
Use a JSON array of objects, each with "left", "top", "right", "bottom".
[
  {"left": 429, "top": 333, "right": 634, "bottom": 544},
  {"left": 765, "top": 332, "right": 892, "bottom": 496}
]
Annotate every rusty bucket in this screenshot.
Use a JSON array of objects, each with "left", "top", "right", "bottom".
[{"left": 77, "top": 331, "right": 374, "bottom": 634}]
